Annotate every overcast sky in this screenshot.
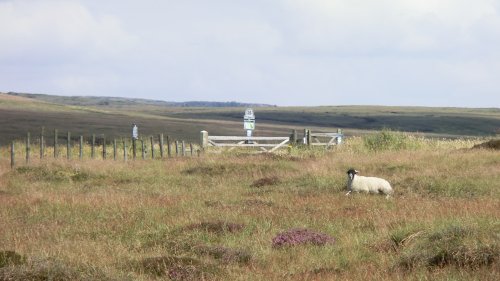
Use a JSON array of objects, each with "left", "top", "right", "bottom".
[{"left": 1, "top": 0, "right": 499, "bottom": 107}]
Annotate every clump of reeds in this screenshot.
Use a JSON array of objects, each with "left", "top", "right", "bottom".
[{"left": 363, "top": 129, "right": 422, "bottom": 151}]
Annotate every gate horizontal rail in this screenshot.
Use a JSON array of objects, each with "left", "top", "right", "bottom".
[
  {"left": 309, "top": 131, "right": 343, "bottom": 148},
  {"left": 208, "top": 136, "right": 289, "bottom": 141},
  {"left": 201, "top": 131, "right": 289, "bottom": 153}
]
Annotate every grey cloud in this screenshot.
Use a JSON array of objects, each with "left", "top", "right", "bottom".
[{"left": 0, "top": 0, "right": 499, "bottom": 107}]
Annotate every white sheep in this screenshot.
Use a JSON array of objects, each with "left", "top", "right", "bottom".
[{"left": 345, "top": 169, "right": 394, "bottom": 199}]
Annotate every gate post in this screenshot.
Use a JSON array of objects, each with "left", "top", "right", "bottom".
[
  {"left": 200, "top": 131, "right": 208, "bottom": 150},
  {"left": 306, "top": 129, "right": 312, "bottom": 147},
  {"left": 291, "top": 129, "right": 297, "bottom": 144},
  {"left": 336, "top": 129, "right": 343, "bottom": 145}
]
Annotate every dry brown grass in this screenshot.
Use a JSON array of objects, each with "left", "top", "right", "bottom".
[{"left": 0, "top": 138, "right": 499, "bottom": 280}]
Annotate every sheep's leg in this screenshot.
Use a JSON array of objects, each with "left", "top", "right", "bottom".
[{"left": 345, "top": 190, "right": 352, "bottom": 196}]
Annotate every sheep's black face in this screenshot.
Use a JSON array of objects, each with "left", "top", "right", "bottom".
[
  {"left": 347, "top": 169, "right": 358, "bottom": 175},
  {"left": 347, "top": 169, "right": 358, "bottom": 180}
]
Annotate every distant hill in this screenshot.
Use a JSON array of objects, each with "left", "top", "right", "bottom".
[
  {"left": 4, "top": 92, "right": 275, "bottom": 108},
  {"left": 1, "top": 91, "right": 499, "bottom": 145},
  {"left": 175, "top": 101, "right": 276, "bottom": 108}
]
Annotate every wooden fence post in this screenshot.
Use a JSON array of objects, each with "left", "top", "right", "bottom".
[
  {"left": 40, "top": 127, "right": 44, "bottom": 159},
  {"left": 91, "top": 134, "right": 96, "bottom": 159},
  {"left": 190, "top": 143, "right": 193, "bottom": 156},
  {"left": 132, "top": 138, "right": 137, "bottom": 160},
  {"left": 123, "top": 140, "right": 127, "bottom": 162},
  {"left": 113, "top": 139, "right": 117, "bottom": 160},
  {"left": 102, "top": 135, "right": 106, "bottom": 160},
  {"left": 150, "top": 136, "right": 155, "bottom": 159},
  {"left": 79, "top": 136, "right": 83, "bottom": 160},
  {"left": 167, "top": 136, "right": 172, "bottom": 158},
  {"left": 182, "top": 141, "right": 186, "bottom": 157},
  {"left": 66, "top": 132, "right": 71, "bottom": 160},
  {"left": 26, "top": 132, "right": 30, "bottom": 164},
  {"left": 159, "top": 134, "right": 164, "bottom": 159},
  {"left": 307, "top": 129, "right": 312, "bottom": 147},
  {"left": 11, "top": 141, "right": 15, "bottom": 169},
  {"left": 141, "top": 139, "right": 145, "bottom": 159},
  {"left": 291, "top": 129, "right": 297, "bottom": 144},
  {"left": 54, "top": 129, "right": 58, "bottom": 158},
  {"left": 175, "top": 141, "right": 179, "bottom": 157}
]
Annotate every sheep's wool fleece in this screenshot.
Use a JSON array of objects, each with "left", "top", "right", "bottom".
[{"left": 349, "top": 175, "right": 393, "bottom": 195}]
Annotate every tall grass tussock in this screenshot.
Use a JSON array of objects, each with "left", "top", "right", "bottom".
[
  {"left": 363, "top": 129, "right": 422, "bottom": 151},
  {"left": 0, "top": 132, "right": 499, "bottom": 280}
]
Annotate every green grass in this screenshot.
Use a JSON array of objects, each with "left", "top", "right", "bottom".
[
  {"left": 363, "top": 129, "right": 423, "bottom": 151},
  {"left": 1, "top": 136, "right": 499, "bottom": 280}
]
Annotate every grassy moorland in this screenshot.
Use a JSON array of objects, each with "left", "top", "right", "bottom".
[
  {"left": 0, "top": 93, "right": 243, "bottom": 145},
  {"left": 161, "top": 106, "right": 500, "bottom": 137},
  {"left": 1, "top": 92, "right": 499, "bottom": 146},
  {"left": 0, "top": 133, "right": 499, "bottom": 280}
]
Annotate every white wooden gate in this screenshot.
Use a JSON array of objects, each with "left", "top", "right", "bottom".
[
  {"left": 200, "top": 131, "right": 289, "bottom": 153},
  {"left": 309, "top": 130, "right": 343, "bottom": 148}
]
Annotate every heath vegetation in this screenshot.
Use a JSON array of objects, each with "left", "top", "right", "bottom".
[
  {"left": 2, "top": 92, "right": 499, "bottom": 145},
  {"left": 0, "top": 132, "right": 499, "bottom": 280}
]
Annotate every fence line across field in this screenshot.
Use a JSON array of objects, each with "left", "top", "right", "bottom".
[
  {"left": 5, "top": 128, "right": 343, "bottom": 168},
  {"left": 5, "top": 131, "right": 198, "bottom": 168}
]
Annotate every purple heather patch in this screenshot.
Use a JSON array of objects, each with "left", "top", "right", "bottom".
[
  {"left": 167, "top": 265, "right": 199, "bottom": 281},
  {"left": 272, "top": 228, "right": 335, "bottom": 248}
]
